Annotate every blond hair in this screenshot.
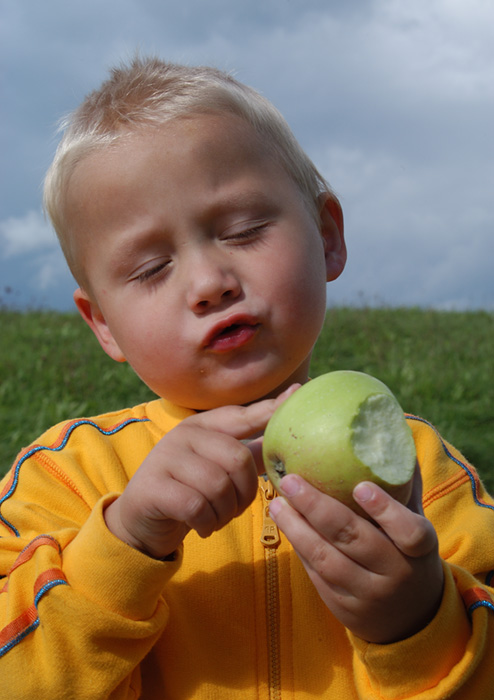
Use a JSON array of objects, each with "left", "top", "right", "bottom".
[{"left": 44, "top": 55, "right": 331, "bottom": 283}]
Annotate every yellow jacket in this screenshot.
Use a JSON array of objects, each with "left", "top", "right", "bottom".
[{"left": 1, "top": 398, "right": 493, "bottom": 699}]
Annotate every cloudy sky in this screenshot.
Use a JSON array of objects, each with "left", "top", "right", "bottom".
[{"left": 2, "top": 0, "right": 493, "bottom": 311}]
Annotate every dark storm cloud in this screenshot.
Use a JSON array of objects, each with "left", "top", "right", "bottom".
[{"left": 1, "top": 0, "right": 493, "bottom": 310}]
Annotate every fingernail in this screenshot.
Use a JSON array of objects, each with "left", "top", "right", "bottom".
[
  {"left": 353, "top": 482, "right": 373, "bottom": 503},
  {"left": 279, "top": 383, "right": 301, "bottom": 399},
  {"left": 279, "top": 474, "right": 300, "bottom": 497}
]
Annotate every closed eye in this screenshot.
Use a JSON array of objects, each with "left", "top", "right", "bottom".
[
  {"left": 225, "top": 223, "right": 270, "bottom": 243},
  {"left": 135, "top": 262, "right": 169, "bottom": 284}
]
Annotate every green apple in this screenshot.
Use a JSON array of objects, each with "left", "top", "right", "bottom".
[{"left": 263, "top": 370, "right": 416, "bottom": 514}]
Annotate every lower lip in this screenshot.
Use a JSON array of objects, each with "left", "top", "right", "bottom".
[{"left": 207, "top": 324, "right": 259, "bottom": 353}]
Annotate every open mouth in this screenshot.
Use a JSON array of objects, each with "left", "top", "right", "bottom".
[
  {"left": 205, "top": 318, "right": 260, "bottom": 352},
  {"left": 215, "top": 322, "right": 245, "bottom": 339}
]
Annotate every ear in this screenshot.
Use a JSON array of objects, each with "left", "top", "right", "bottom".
[
  {"left": 73, "top": 287, "right": 126, "bottom": 363},
  {"left": 318, "top": 193, "right": 347, "bottom": 282}
]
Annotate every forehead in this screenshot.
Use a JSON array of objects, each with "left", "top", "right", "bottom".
[
  {"left": 62, "top": 113, "right": 308, "bottom": 276},
  {"left": 64, "top": 112, "right": 295, "bottom": 223},
  {"left": 124, "top": 111, "right": 274, "bottom": 166}
]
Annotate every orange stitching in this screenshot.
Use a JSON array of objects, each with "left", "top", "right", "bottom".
[
  {"left": 423, "top": 471, "right": 471, "bottom": 509},
  {"left": 8, "top": 536, "right": 61, "bottom": 575},
  {"left": 34, "top": 568, "right": 67, "bottom": 596},
  {"left": 0, "top": 605, "right": 38, "bottom": 648},
  {"left": 32, "top": 450, "right": 87, "bottom": 503}
]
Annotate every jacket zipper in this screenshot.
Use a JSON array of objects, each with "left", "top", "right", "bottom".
[{"left": 260, "top": 478, "right": 282, "bottom": 700}]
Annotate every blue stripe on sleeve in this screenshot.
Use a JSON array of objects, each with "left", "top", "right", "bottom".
[
  {"left": 0, "top": 417, "right": 150, "bottom": 537},
  {"left": 406, "top": 415, "right": 494, "bottom": 513}
]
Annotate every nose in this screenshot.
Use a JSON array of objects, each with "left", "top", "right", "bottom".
[{"left": 185, "top": 250, "right": 242, "bottom": 312}]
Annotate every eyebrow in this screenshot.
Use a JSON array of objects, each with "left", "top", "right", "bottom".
[{"left": 199, "top": 188, "right": 279, "bottom": 219}]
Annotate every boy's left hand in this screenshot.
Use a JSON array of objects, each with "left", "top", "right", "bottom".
[{"left": 269, "top": 464, "right": 444, "bottom": 644}]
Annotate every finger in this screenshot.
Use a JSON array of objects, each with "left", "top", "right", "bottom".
[
  {"left": 269, "top": 495, "right": 356, "bottom": 572},
  {"left": 185, "top": 383, "right": 301, "bottom": 440},
  {"left": 269, "top": 495, "right": 374, "bottom": 595},
  {"left": 149, "top": 449, "right": 250, "bottom": 537},
  {"left": 274, "top": 474, "right": 394, "bottom": 572},
  {"left": 164, "top": 428, "right": 259, "bottom": 519},
  {"left": 150, "top": 473, "right": 221, "bottom": 538},
  {"left": 353, "top": 481, "right": 438, "bottom": 559}
]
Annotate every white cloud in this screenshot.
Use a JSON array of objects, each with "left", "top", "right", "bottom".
[
  {"left": 0, "top": 210, "right": 72, "bottom": 300},
  {"left": 317, "top": 141, "right": 494, "bottom": 309},
  {"left": 30, "top": 248, "right": 72, "bottom": 292},
  {"left": 367, "top": 0, "right": 494, "bottom": 101},
  {"left": 0, "top": 210, "right": 58, "bottom": 257}
]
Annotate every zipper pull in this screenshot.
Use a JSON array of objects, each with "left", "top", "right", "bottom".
[{"left": 260, "top": 478, "right": 280, "bottom": 547}]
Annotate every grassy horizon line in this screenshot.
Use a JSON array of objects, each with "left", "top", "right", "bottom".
[{"left": 1, "top": 306, "right": 493, "bottom": 492}]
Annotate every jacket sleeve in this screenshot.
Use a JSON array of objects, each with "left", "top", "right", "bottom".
[
  {"left": 349, "top": 415, "right": 494, "bottom": 699},
  {"left": 0, "top": 426, "right": 178, "bottom": 700}
]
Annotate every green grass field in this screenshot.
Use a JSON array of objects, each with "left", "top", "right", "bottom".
[{"left": 1, "top": 306, "right": 493, "bottom": 491}]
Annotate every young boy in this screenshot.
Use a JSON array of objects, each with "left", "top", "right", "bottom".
[{"left": 1, "top": 56, "right": 493, "bottom": 699}]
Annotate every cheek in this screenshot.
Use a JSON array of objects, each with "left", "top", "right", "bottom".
[
  {"left": 104, "top": 305, "right": 176, "bottom": 372},
  {"left": 271, "top": 245, "right": 327, "bottom": 316},
  {"left": 121, "top": 335, "right": 191, "bottom": 398}
]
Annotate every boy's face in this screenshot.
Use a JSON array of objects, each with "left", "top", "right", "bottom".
[{"left": 68, "top": 113, "right": 346, "bottom": 409}]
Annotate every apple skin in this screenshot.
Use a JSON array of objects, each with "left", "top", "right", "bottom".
[{"left": 262, "top": 371, "right": 416, "bottom": 515}]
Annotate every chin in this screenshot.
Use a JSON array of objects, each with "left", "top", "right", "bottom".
[{"left": 157, "top": 360, "right": 304, "bottom": 411}]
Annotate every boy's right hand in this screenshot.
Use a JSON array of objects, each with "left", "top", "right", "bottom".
[{"left": 103, "top": 386, "right": 298, "bottom": 559}]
